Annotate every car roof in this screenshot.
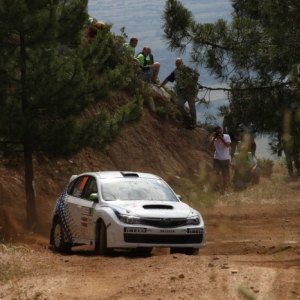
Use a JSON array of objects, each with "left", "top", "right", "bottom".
[{"left": 69, "top": 171, "right": 161, "bottom": 182}]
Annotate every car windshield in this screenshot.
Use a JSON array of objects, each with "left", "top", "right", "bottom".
[{"left": 100, "top": 178, "right": 179, "bottom": 201}]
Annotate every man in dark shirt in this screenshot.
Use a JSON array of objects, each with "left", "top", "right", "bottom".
[{"left": 159, "top": 58, "right": 199, "bottom": 129}]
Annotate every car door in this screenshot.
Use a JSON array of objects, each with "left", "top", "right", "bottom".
[
  {"left": 80, "top": 176, "right": 98, "bottom": 239},
  {"left": 67, "top": 175, "right": 97, "bottom": 240}
]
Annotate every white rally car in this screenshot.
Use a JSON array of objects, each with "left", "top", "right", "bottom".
[{"left": 49, "top": 171, "right": 206, "bottom": 255}]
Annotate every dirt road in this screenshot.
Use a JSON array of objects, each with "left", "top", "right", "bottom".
[{"left": 1, "top": 198, "right": 300, "bottom": 300}]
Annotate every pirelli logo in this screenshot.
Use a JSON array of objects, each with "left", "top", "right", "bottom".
[
  {"left": 187, "top": 228, "right": 203, "bottom": 234},
  {"left": 124, "top": 228, "right": 147, "bottom": 233}
]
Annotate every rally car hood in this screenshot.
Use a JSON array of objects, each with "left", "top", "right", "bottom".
[{"left": 106, "top": 200, "right": 196, "bottom": 218}]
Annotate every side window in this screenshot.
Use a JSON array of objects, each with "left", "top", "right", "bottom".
[
  {"left": 83, "top": 177, "right": 98, "bottom": 200},
  {"left": 67, "top": 179, "right": 77, "bottom": 195},
  {"left": 70, "top": 176, "right": 89, "bottom": 198}
]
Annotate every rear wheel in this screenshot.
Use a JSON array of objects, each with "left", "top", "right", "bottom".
[
  {"left": 53, "top": 218, "right": 71, "bottom": 253},
  {"left": 170, "top": 247, "right": 199, "bottom": 256}
]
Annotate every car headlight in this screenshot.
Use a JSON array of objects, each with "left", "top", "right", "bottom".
[
  {"left": 118, "top": 214, "right": 143, "bottom": 224},
  {"left": 185, "top": 216, "right": 200, "bottom": 226}
]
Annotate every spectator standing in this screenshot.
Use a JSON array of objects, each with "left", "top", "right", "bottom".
[
  {"left": 209, "top": 126, "right": 231, "bottom": 196},
  {"left": 159, "top": 58, "right": 199, "bottom": 129},
  {"left": 136, "top": 46, "right": 160, "bottom": 84},
  {"left": 231, "top": 144, "right": 261, "bottom": 189}
]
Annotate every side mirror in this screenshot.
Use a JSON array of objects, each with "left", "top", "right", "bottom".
[
  {"left": 89, "top": 193, "right": 98, "bottom": 202},
  {"left": 176, "top": 194, "right": 182, "bottom": 201}
]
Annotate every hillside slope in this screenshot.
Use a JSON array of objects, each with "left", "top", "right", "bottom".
[
  {"left": 2, "top": 92, "right": 300, "bottom": 300},
  {"left": 0, "top": 90, "right": 213, "bottom": 239}
]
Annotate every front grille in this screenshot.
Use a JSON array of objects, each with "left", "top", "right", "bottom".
[
  {"left": 124, "top": 234, "right": 203, "bottom": 244},
  {"left": 141, "top": 218, "right": 186, "bottom": 228}
]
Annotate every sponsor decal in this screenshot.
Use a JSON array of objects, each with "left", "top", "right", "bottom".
[
  {"left": 160, "top": 230, "right": 175, "bottom": 233},
  {"left": 187, "top": 228, "right": 203, "bottom": 234},
  {"left": 124, "top": 228, "right": 147, "bottom": 233},
  {"left": 81, "top": 207, "right": 93, "bottom": 216}
]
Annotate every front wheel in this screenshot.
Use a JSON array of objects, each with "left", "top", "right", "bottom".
[
  {"left": 96, "top": 220, "right": 111, "bottom": 255},
  {"left": 52, "top": 218, "right": 71, "bottom": 253}
]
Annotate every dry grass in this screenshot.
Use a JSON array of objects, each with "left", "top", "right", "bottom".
[
  {"left": 0, "top": 244, "right": 55, "bottom": 300},
  {"left": 175, "top": 161, "right": 300, "bottom": 211}
]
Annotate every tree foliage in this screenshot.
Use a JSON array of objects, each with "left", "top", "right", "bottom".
[
  {"left": 162, "top": 0, "right": 300, "bottom": 166},
  {"left": 0, "top": 0, "right": 143, "bottom": 225}
]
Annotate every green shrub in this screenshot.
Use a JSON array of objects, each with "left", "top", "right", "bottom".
[
  {"left": 155, "top": 101, "right": 176, "bottom": 119},
  {"left": 257, "top": 157, "right": 274, "bottom": 177}
]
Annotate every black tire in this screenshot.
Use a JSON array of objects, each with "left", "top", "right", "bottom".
[
  {"left": 170, "top": 247, "right": 199, "bottom": 256},
  {"left": 52, "top": 218, "right": 72, "bottom": 253},
  {"left": 97, "top": 220, "right": 111, "bottom": 255}
]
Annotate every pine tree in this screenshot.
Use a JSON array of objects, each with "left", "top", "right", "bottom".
[
  {"left": 162, "top": 0, "right": 300, "bottom": 169},
  {"left": 0, "top": 0, "right": 143, "bottom": 226}
]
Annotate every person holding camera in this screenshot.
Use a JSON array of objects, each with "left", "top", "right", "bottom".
[{"left": 209, "top": 125, "right": 231, "bottom": 196}]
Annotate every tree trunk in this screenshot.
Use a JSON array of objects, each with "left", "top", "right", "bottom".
[
  {"left": 24, "top": 142, "right": 36, "bottom": 226},
  {"left": 282, "top": 137, "right": 294, "bottom": 177},
  {"left": 19, "top": 33, "right": 36, "bottom": 226}
]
